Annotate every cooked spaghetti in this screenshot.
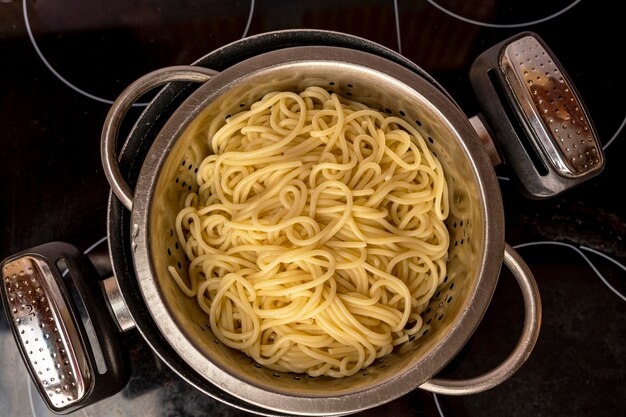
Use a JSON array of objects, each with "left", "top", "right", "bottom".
[{"left": 169, "top": 86, "right": 449, "bottom": 378}]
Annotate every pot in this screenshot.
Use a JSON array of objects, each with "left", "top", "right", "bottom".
[{"left": 1, "top": 29, "right": 604, "bottom": 416}]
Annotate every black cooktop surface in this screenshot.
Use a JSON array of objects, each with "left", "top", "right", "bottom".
[{"left": 1, "top": 1, "right": 624, "bottom": 416}]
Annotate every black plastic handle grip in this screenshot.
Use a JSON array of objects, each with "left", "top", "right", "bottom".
[
  {"left": 470, "top": 32, "right": 605, "bottom": 199},
  {"left": 0, "top": 242, "right": 130, "bottom": 414}
]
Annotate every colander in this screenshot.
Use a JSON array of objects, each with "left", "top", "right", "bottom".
[{"left": 1, "top": 30, "right": 604, "bottom": 416}]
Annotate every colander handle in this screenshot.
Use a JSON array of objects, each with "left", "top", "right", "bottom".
[
  {"left": 101, "top": 66, "right": 218, "bottom": 211},
  {"left": 419, "top": 243, "right": 541, "bottom": 395}
]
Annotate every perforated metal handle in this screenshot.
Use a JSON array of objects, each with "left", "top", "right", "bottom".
[
  {"left": 1, "top": 242, "right": 130, "bottom": 414},
  {"left": 420, "top": 243, "right": 541, "bottom": 395},
  {"left": 470, "top": 32, "right": 605, "bottom": 198},
  {"left": 101, "top": 66, "right": 217, "bottom": 211}
]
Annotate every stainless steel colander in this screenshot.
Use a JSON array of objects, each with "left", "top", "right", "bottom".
[
  {"left": 103, "top": 44, "right": 535, "bottom": 415},
  {"left": 2, "top": 29, "right": 605, "bottom": 416}
]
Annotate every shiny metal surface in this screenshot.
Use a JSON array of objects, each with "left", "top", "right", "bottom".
[
  {"left": 469, "top": 115, "right": 501, "bottom": 166},
  {"left": 1, "top": 256, "right": 89, "bottom": 412},
  {"left": 124, "top": 44, "right": 514, "bottom": 416},
  {"left": 421, "top": 243, "right": 541, "bottom": 395},
  {"left": 500, "top": 35, "right": 603, "bottom": 178},
  {"left": 101, "top": 66, "right": 218, "bottom": 211},
  {"left": 102, "top": 276, "right": 136, "bottom": 332}
]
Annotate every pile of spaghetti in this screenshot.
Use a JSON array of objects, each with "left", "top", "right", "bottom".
[{"left": 169, "top": 86, "right": 449, "bottom": 378}]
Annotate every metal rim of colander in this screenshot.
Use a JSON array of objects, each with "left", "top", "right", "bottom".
[{"left": 129, "top": 46, "right": 504, "bottom": 416}]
